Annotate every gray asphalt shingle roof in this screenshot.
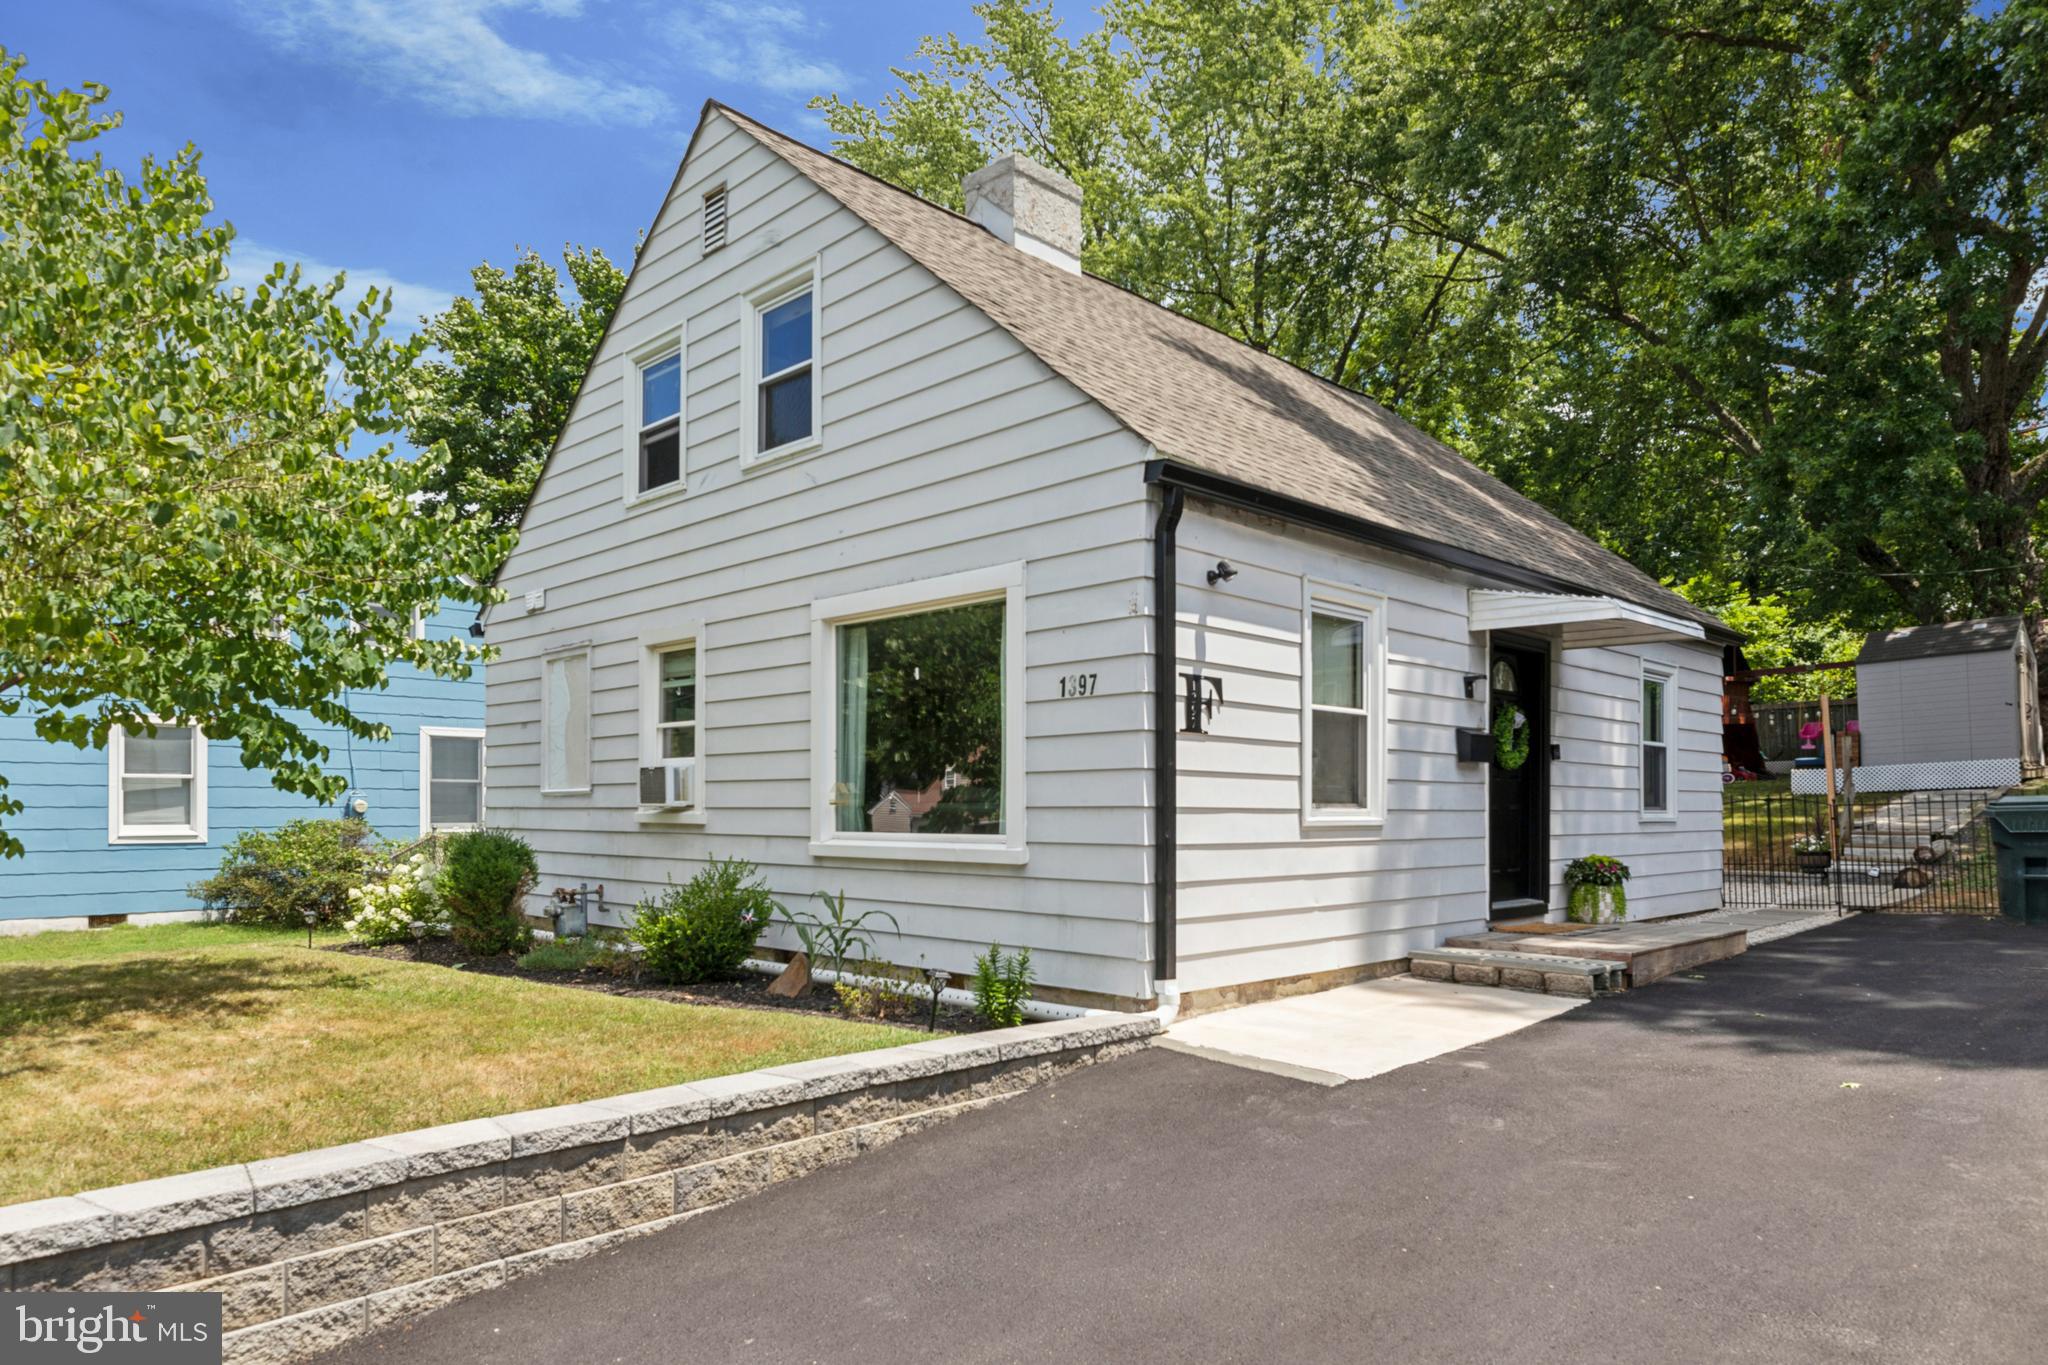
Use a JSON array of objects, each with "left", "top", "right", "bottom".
[
  {"left": 719, "top": 106, "right": 1724, "bottom": 636},
  {"left": 1857, "top": 616, "right": 2024, "bottom": 665}
]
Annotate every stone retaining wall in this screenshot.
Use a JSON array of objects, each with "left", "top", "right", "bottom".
[{"left": 0, "top": 1014, "right": 1158, "bottom": 1364}]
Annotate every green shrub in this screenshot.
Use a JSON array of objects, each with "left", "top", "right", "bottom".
[
  {"left": 517, "top": 935, "right": 632, "bottom": 975},
  {"left": 191, "top": 818, "right": 377, "bottom": 926},
  {"left": 629, "top": 856, "right": 780, "bottom": 984},
  {"left": 972, "top": 943, "right": 1033, "bottom": 1028},
  {"left": 440, "top": 830, "right": 539, "bottom": 955}
]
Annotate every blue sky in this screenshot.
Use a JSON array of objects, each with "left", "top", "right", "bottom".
[{"left": 12, "top": 0, "right": 973, "bottom": 328}]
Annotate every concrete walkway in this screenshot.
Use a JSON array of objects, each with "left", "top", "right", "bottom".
[
  {"left": 1159, "top": 975, "right": 1584, "bottom": 1084},
  {"left": 1161, "top": 908, "right": 1844, "bottom": 1084}
]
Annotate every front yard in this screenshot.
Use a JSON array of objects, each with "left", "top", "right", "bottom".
[{"left": 0, "top": 922, "right": 923, "bottom": 1206}]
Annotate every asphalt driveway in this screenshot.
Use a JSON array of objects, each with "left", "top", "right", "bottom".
[{"left": 327, "top": 915, "right": 2048, "bottom": 1364}]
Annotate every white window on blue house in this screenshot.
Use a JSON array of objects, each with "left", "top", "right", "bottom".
[
  {"left": 421, "top": 727, "right": 485, "bottom": 834},
  {"left": 109, "top": 722, "right": 207, "bottom": 844}
]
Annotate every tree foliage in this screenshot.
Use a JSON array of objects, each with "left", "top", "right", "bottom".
[
  {"left": 1674, "top": 576, "right": 1862, "bottom": 703},
  {"left": 401, "top": 246, "right": 626, "bottom": 533},
  {"left": 0, "top": 53, "right": 505, "bottom": 856},
  {"left": 818, "top": 0, "right": 2048, "bottom": 648}
]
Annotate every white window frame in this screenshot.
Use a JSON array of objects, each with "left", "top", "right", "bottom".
[
  {"left": 621, "top": 327, "right": 687, "bottom": 508},
  {"left": 540, "top": 645, "right": 593, "bottom": 796},
  {"left": 108, "top": 721, "right": 208, "bottom": 845},
  {"left": 1639, "top": 660, "right": 1677, "bottom": 821},
  {"left": 419, "top": 726, "right": 486, "bottom": 835},
  {"left": 637, "top": 612, "right": 707, "bottom": 825},
  {"left": 740, "top": 258, "right": 823, "bottom": 470},
  {"left": 1300, "top": 578, "right": 1389, "bottom": 827},
  {"left": 808, "top": 563, "right": 1027, "bottom": 864}
]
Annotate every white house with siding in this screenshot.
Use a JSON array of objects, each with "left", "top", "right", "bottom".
[{"left": 484, "top": 102, "right": 1734, "bottom": 1012}]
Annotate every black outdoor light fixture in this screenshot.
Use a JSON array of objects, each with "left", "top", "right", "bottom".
[
  {"left": 1463, "top": 673, "right": 1486, "bottom": 699},
  {"left": 924, "top": 967, "right": 950, "bottom": 1033},
  {"left": 1206, "top": 560, "right": 1237, "bottom": 586}
]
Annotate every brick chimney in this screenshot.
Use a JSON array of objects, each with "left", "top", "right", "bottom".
[{"left": 961, "top": 153, "right": 1083, "bottom": 274}]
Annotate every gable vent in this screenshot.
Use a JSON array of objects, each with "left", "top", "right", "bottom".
[{"left": 702, "top": 187, "right": 728, "bottom": 253}]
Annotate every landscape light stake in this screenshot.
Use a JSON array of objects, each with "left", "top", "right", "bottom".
[
  {"left": 302, "top": 908, "right": 317, "bottom": 950},
  {"left": 925, "top": 968, "right": 950, "bottom": 1033}
]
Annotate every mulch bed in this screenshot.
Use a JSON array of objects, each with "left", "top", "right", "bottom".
[{"left": 332, "top": 939, "right": 989, "bottom": 1032}]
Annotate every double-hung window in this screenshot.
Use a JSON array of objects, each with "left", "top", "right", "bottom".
[
  {"left": 1301, "top": 582, "right": 1387, "bottom": 825},
  {"left": 744, "top": 261, "right": 821, "bottom": 466},
  {"left": 541, "top": 649, "right": 591, "bottom": 794},
  {"left": 623, "top": 331, "right": 684, "bottom": 503},
  {"left": 421, "top": 728, "right": 485, "bottom": 833},
  {"left": 110, "top": 722, "right": 206, "bottom": 843},
  {"left": 810, "top": 564, "right": 1026, "bottom": 861},
  {"left": 655, "top": 647, "right": 697, "bottom": 760},
  {"left": 636, "top": 625, "right": 706, "bottom": 820},
  {"left": 1641, "top": 664, "right": 1674, "bottom": 818}
]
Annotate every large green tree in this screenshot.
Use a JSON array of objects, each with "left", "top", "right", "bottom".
[
  {"left": 820, "top": 0, "right": 2048, "bottom": 643},
  {"left": 1395, "top": 0, "right": 2048, "bottom": 634},
  {"left": 0, "top": 54, "right": 504, "bottom": 857},
  {"left": 401, "top": 246, "right": 626, "bottom": 532}
]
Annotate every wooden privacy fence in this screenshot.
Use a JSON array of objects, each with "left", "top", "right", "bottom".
[{"left": 1750, "top": 699, "right": 1861, "bottom": 764}]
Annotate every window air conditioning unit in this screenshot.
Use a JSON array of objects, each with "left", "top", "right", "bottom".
[{"left": 639, "top": 758, "right": 695, "bottom": 810}]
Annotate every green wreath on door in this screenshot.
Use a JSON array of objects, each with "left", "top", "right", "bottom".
[{"left": 1492, "top": 702, "right": 1531, "bottom": 771}]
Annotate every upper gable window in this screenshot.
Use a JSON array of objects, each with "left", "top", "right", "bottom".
[
  {"left": 742, "top": 261, "right": 822, "bottom": 468},
  {"left": 622, "top": 331, "right": 685, "bottom": 505}
]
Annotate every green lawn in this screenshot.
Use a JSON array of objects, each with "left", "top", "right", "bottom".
[{"left": 0, "top": 923, "right": 922, "bottom": 1206}]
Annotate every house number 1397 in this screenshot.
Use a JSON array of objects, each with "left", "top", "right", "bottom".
[{"left": 1057, "top": 672, "right": 1099, "bottom": 699}]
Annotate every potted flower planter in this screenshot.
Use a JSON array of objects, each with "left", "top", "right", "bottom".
[
  {"left": 1794, "top": 848, "right": 1833, "bottom": 876},
  {"left": 1562, "top": 855, "right": 1630, "bottom": 924},
  {"left": 1567, "top": 882, "right": 1627, "bottom": 924}
]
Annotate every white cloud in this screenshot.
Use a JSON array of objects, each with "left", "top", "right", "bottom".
[
  {"left": 226, "top": 238, "right": 458, "bottom": 332},
  {"left": 662, "top": 2, "right": 849, "bottom": 99},
  {"left": 240, "top": 1, "right": 671, "bottom": 126}
]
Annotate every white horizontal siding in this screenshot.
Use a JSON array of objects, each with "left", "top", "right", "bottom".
[
  {"left": 488, "top": 112, "right": 1157, "bottom": 1000},
  {"left": 1549, "top": 640, "right": 1724, "bottom": 918},
  {"left": 1166, "top": 505, "right": 1723, "bottom": 995},
  {"left": 1168, "top": 507, "right": 1493, "bottom": 994}
]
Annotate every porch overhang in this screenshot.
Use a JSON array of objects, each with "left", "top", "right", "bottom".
[{"left": 1468, "top": 589, "right": 1708, "bottom": 651}]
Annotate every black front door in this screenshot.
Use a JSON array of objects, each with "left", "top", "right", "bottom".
[{"left": 1487, "top": 641, "right": 1549, "bottom": 914}]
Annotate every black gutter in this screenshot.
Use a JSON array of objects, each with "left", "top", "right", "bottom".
[
  {"left": 1143, "top": 459, "right": 1742, "bottom": 646},
  {"left": 1152, "top": 483, "right": 1186, "bottom": 990}
]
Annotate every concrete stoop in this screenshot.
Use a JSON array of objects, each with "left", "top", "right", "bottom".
[
  {"left": 1408, "top": 948, "right": 1618, "bottom": 996},
  {"left": 1412, "top": 917, "right": 1760, "bottom": 996}
]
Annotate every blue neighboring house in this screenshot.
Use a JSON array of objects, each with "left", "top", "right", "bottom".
[{"left": 0, "top": 603, "right": 486, "bottom": 929}]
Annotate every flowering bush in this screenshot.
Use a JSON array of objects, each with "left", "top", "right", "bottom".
[
  {"left": 343, "top": 850, "right": 448, "bottom": 945},
  {"left": 1563, "top": 855, "right": 1630, "bottom": 888},
  {"left": 1791, "top": 834, "right": 1829, "bottom": 854}
]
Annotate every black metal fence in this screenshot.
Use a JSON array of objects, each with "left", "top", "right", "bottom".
[{"left": 1723, "top": 783, "right": 2001, "bottom": 913}]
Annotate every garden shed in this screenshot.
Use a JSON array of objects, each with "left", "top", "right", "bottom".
[{"left": 1854, "top": 616, "right": 2044, "bottom": 781}]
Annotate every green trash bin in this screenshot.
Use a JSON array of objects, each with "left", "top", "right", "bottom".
[{"left": 1985, "top": 796, "right": 2048, "bottom": 924}]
